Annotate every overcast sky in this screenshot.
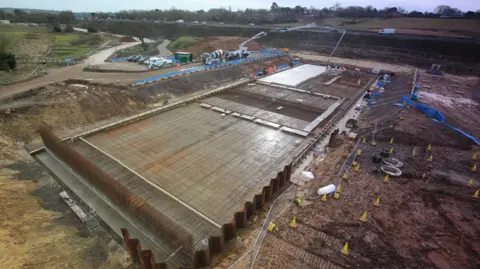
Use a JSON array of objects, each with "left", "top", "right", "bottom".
[{"left": 1, "top": 0, "right": 478, "bottom": 13}]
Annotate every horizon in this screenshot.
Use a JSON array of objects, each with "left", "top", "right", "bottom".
[{"left": 1, "top": 0, "right": 478, "bottom": 13}]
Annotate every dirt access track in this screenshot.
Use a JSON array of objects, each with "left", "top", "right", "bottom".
[{"left": 253, "top": 71, "right": 480, "bottom": 269}]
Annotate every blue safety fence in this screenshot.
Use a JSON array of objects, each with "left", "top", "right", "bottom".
[{"left": 132, "top": 51, "right": 287, "bottom": 86}]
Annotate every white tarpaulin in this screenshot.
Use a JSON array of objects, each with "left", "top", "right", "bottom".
[{"left": 259, "top": 64, "right": 327, "bottom": 86}]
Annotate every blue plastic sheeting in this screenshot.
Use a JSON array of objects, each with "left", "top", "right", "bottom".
[
  {"left": 132, "top": 51, "right": 286, "bottom": 85},
  {"left": 112, "top": 57, "right": 129, "bottom": 63},
  {"left": 402, "top": 95, "right": 414, "bottom": 106},
  {"left": 377, "top": 81, "right": 384, "bottom": 87},
  {"left": 393, "top": 103, "right": 404, "bottom": 107},
  {"left": 415, "top": 103, "right": 446, "bottom": 123},
  {"left": 371, "top": 92, "right": 381, "bottom": 98},
  {"left": 431, "top": 119, "right": 480, "bottom": 145},
  {"left": 64, "top": 58, "right": 73, "bottom": 63}
]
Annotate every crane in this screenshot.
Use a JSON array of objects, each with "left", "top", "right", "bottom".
[
  {"left": 237, "top": 31, "right": 267, "bottom": 54},
  {"left": 271, "top": 22, "right": 316, "bottom": 32}
]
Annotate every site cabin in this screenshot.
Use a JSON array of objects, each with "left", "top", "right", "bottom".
[
  {"left": 175, "top": 52, "right": 193, "bottom": 63},
  {"left": 378, "top": 28, "right": 396, "bottom": 35}
]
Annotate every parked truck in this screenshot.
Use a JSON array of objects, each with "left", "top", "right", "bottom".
[{"left": 378, "top": 28, "right": 396, "bottom": 35}]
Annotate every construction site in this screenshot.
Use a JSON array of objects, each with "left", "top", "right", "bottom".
[{"left": 1, "top": 23, "right": 479, "bottom": 269}]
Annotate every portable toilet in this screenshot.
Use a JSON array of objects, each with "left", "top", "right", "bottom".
[{"left": 175, "top": 52, "right": 193, "bottom": 63}]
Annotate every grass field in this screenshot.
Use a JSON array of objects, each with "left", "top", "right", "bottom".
[
  {"left": 268, "top": 18, "right": 480, "bottom": 33},
  {"left": 0, "top": 24, "right": 114, "bottom": 84},
  {"left": 169, "top": 36, "right": 201, "bottom": 50},
  {"left": 0, "top": 25, "right": 112, "bottom": 59}
]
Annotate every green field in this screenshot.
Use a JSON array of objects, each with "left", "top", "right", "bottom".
[
  {"left": 0, "top": 24, "right": 112, "bottom": 59},
  {"left": 0, "top": 24, "right": 115, "bottom": 84},
  {"left": 169, "top": 36, "right": 200, "bottom": 50}
]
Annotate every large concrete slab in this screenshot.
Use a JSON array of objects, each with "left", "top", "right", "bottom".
[{"left": 259, "top": 64, "right": 326, "bottom": 86}]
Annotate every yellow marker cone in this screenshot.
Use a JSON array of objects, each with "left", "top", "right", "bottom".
[
  {"left": 341, "top": 242, "right": 349, "bottom": 255},
  {"left": 321, "top": 194, "right": 327, "bottom": 202},
  {"left": 357, "top": 149, "right": 362, "bottom": 156},
  {"left": 362, "top": 137, "right": 366, "bottom": 144},
  {"left": 352, "top": 161, "right": 358, "bottom": 167},
  {"left": 296, "top": 197, "right": 303, "bottom": 205},
  {"left": 343, "top": 173, "right": 349, "bottom": 180},
  {"left": 389, "top": 147, "right": 394, "bottom": 154},
  {"left": 267, "top": 222, "right": 276, "bottom": 232},
  {"left": 428, "top": 154, "right": 433, "bottom": 161},
  {"left": 289, "top": 217, "right": 297, "bottom": 228},
  {"left": 473, "top": 153, "right": 477, "bottom": 160},
  {"left": 374, "top": 197, "right": 380, "bottom": 207},
  {"left": 334, "top": 192, "right": 340, "bottom": 199},
  {"left": 354, "top": 164, "right": 360, "bottom": 172},
  {"left": 467, "top": 179, "right": 473, "bottom": 187},
  {"left": 383, "top": 174, "right": 389, "bottom": 183},
  {"left": 389, "top": 137, "right": 394, "bottom": 144},
  {"left": 473, "top": 189, "right": 479, "bottom": 199},
  {"left": 372, "top": 141, "right": 377, "bottom": 146},
  {"left": 336, "top": 184, "right": 342, "bottom": 193},
  {"left": 360, "top": 210, "right": 368, "bottom": 222},
  {"left": 426, "top": 144, "right": 432, "bottom": 151},
  {"left": 472, "top": 164, "right": 477, "bottom": 172}
]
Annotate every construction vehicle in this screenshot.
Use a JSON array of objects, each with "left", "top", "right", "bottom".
[
  {"left": 201, "top": 31, "right": 267, "bottom": 65},
  {"left": 271, "top": 23, "right": 316, "bottom": 32}
]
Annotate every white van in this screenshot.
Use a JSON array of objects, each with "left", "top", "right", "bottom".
[
  {"left": 378, "top": 28, "right": 396, "bottom": 35},
  {"left": 176, "top": 19, "right": 184, "bottom": 23}
]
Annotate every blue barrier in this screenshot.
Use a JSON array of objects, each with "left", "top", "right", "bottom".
[
  {"left": 132, "top": 51, "right": 286, "bottom": 85},
  {"left": 401, "top": 95, "right": 414, "bottom": 106},
  {"left": 415, "top": 103, "right": 446, "bottom": 123}
]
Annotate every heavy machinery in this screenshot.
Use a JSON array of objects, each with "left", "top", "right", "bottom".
[
  {"left": 271, "top": 23, "right": 316, "bottom": 32},
  {"left": 201, "top": 31, "right": 267, "bottom": 65}
]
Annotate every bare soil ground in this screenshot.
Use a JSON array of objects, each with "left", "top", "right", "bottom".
[
  {"left": 254, "top": 73, "right": 480, "bottom": 269},
  {"left": 177, "top": 36, "right": 262, "bottom": 57},
  {"left": 138, "top": 56, "right": 292, "bottom": 100},
  {"left": 298, "top": 72, "right": 376, "bottom": 99}
]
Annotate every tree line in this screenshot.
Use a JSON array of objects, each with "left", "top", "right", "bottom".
[
  {"left": 0, "top": 9, "right": 75, "bottom": 24},
  {"left": 1, "top": 3, "right": 479, "bottom": 26},
  {"left": 90, "top": 3, "right": 480, "bottom": 23}
]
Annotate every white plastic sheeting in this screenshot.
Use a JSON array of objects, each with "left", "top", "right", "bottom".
[{"left": 259, "top": 64, "right": 327, "bottom": 86}]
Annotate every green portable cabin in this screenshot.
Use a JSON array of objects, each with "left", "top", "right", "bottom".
[{"left": 175, "top": 52, "right": 193, "bottom": 63}]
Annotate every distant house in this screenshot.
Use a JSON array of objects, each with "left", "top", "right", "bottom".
[{"left": 0, "top": 20, "right": 10, "bottom": 24}]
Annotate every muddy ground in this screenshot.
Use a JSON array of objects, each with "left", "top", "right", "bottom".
[
  {"left": 176, "top": 36, "right": 262, "bottom": 58},
  {"left": 298, "top": 72, "right": 376, "bottom": 100},
  {"left": 137, "top": 56, "right": 292, "bottom": 100},
  {"left": 254, "top": 73, "right": 480, "bottom": 269}
]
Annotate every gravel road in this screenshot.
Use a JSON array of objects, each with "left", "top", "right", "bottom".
[{"left": 157, "top": 40, "right": 172, "bottom": 57}]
